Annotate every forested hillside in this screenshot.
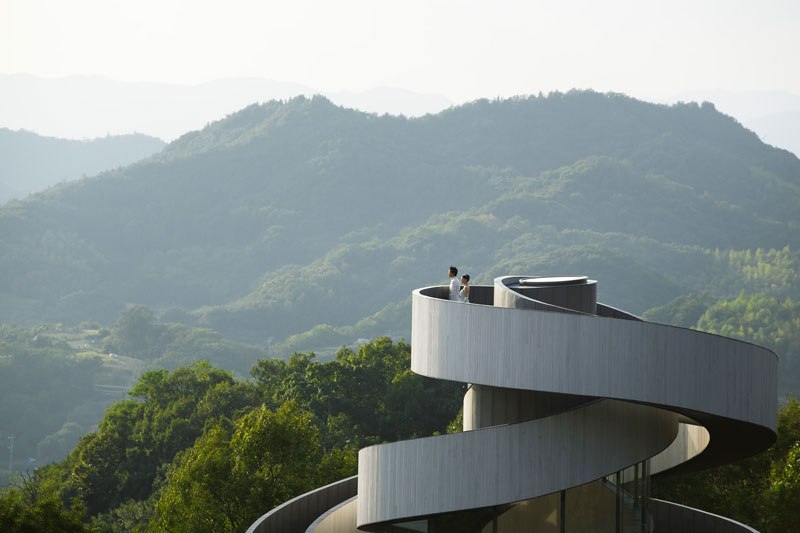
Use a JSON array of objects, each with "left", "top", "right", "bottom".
[
  {"left": 0, "top": 324, "right": 141, "bottom": 467},
  {"left": 0, "top": 313, "right": 270, "bottom": 481},
  {"left": 0, "top": 92, "right": 797, "bottom": 337},
  {"left": 0, "top": 129, "right": 165, "bottom": 203},
  {"left": 0, "top": 339, "right": 463, "bottom": 532},
  {"left": 1, "top": 340, "right": 797, "bottom": 532}
]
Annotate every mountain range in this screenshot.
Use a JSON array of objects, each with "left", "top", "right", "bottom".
[
  {"left": 0, "top": 90, "right": 798, "bottom": 357},
  {"left": 3, "top": 75, "right": 798, "bottom": 159},
  {"left": 0, "top": 74, "right": 452, "bottom": 142},
  {"left": 0, "top": 129, "right": 164, "bottom": 204}
]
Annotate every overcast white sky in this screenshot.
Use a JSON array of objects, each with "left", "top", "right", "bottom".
[{"left": 2, "top": 0, "right": 799, "bottom": 103}]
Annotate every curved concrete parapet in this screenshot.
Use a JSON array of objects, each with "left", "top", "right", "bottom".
[
  {"left": 246, "top": 476, "right": 357, "bottom": 533},
  {"left": 354, "top": 276, "right": 777, "bottom": 531},
  {"left": 412, "top": 279, "right": 776, "bottom": 468},
  {"left": 306, "top": 497, "right": 358, "bottom": 533},
  {"left": 649, "top": 499, "right": 760, "bottom": 532},
  {"left": 358, "top": 400, "right": 678, "bottom": 525}
]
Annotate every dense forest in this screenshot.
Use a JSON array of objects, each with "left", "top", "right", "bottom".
[
  {"left": 0, "top": 338, "right": 796, "bottom": 532},
  {"left": 0, "top": 338, "right": 463, "bottom": 532},
  {"left": 1, "top": 92, "right": 798, "bottom": 335},
  {"left": 0, "top": 92, "right": 798, "bottom": 530}
]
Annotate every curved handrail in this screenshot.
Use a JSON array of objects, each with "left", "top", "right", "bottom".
[
  {"left": 649, "top": 498, "right": 760, "bottom": 532},
  {"left": 246, "top": 476, "right": 357, "bottom": 533}
]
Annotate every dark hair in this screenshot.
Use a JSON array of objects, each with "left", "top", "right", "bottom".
[
  {"left": 449, "top": 266, "right": 458, "bottom": 276},
  {"left": 461, "top": 274, "right": 470, "bottom": 282}
]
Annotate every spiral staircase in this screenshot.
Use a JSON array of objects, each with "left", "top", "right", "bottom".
[{"left": 249, "top": 276, "right": 777, "bottom": 533}]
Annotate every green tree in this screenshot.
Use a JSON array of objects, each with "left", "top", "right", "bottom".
[
  {"left": 250, "top": 338, "right": 462, "bottom": 447},
  {"left": 765, "top": 442, "right": 800, "bottom": 532},
  {"left": 149, "top": 401, "right": 322, "bottom": 532},
  {"left": 697, "top": 293, "right": 800, "bottom": 396},
  {"left": 105, "top": 306, "right": 161, "bottom": 358},
  {"left": 0, "top": 470, "right": 89, "bottom": 533},
  {"left": 41, "top": 361, "right": 258, "bottom": 517},
  {"left": 652, "top": 398, "right": 800, "bottom": 532},
  {"left": 61, "top": 400, "right": 140, "bottom": 515},
  {"left": 90, "top": 498, "right": 153, "bottom": 533}
]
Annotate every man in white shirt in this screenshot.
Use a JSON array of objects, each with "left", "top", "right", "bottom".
[{"left": 448, "top": 266, "right": 460, "bottom": 301}]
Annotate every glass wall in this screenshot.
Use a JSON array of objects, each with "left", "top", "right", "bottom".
[{"left": 378, "top": 461, "right": 651, "bottom": 533}]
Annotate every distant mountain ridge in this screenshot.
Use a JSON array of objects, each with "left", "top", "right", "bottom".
[
  {"left": 0, "top": 74, "right": 453, "bottom": 142},
  {"left": 0, "top": 91, "right": 798, "bottom": 347},
  {"left": 4, "top": 74, "right": 799, "bottom": 159},
  {"left": 667, "top": 89, "right": 800, "bottom": 157},
  {"left": 0, "top": 128, "right": 165, "bottom": 203}
]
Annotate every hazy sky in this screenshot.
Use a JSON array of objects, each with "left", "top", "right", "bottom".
[{"left": 2, "top": 0, "right": 799, "bottom": 103}]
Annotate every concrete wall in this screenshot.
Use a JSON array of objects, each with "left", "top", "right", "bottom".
[{"left": 246, "top": 476, "right": 357, "bottom": 533}]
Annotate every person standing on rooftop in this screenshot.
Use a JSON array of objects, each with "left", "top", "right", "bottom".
[
  {"left": 459, "top": 274, "right": 470, "bottom": 303},
  {"left": 448, "top": 266, "right": 460, "bottom": 301}
]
